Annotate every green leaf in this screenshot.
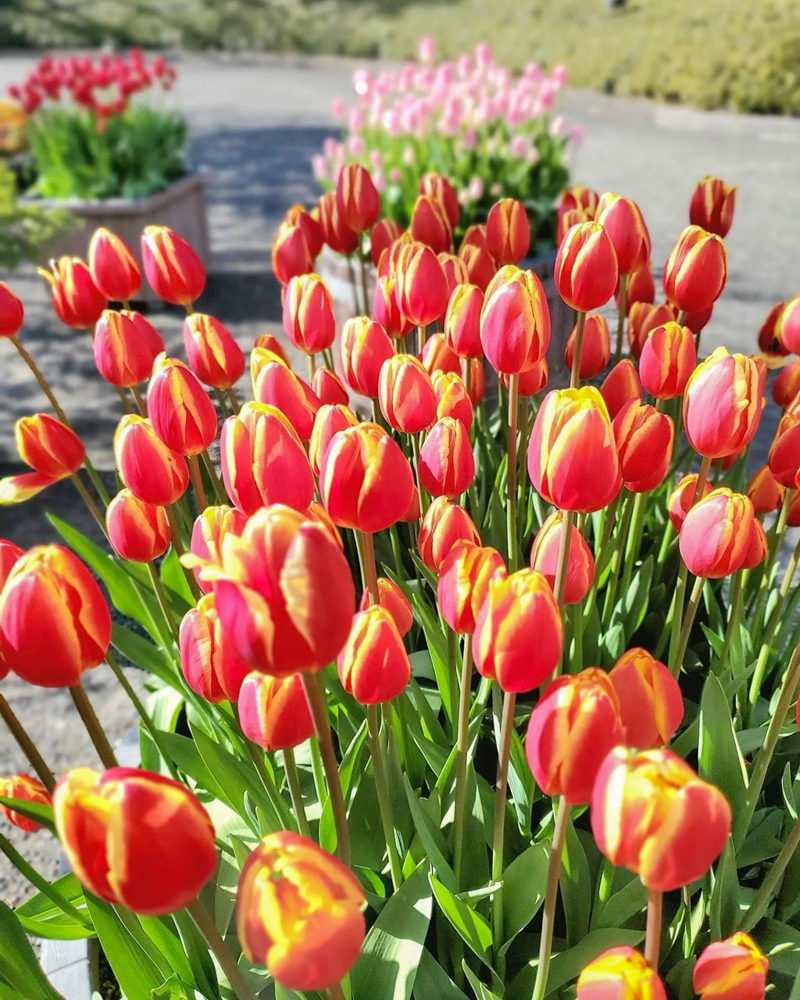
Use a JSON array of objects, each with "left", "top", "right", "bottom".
[
  {"left": 560, "top": 813, "right": 592, "bottom": 945},
  {"left": 151, "top": 976, "right": 194, "bottom": 999},
  {"left": 709, "top": 839, "right": 740, "bottom": 941},
  {"left": 429, "top": 874, "right": 493, "bottom": 969},
  {"left": 84, "top": 896, "right": 167, "bottom": 1000},
  {"left": 402, "top": 776, "right": 458, "bottom": 892},
  {"left": 501, "top": 842, "right": 549, "bottom": 945},
  {"left": 592, "top": 872, "right": 647, "bottom": 930},
  {"left": 159, "top": 548, "right": 194, "bottom": 608},
  {"left": 112, "top": 624, "right": 178, "bottom": 688},
  {"left": 698, "top": 673, "right": 747, "bottom": 814},
  {"left": 610, "top": 555, "right": 653, "bottom": 640},
  {"left": 414, "top": 948, "right": 469, "bottom": 1000},
  {"left": 0, "top": 795, "right": 55, "bottom": 833},
  {"left": 350, "top": 866, "right": 433, "bottom": 1000},
  {"left": 0, "top": 902, "right": 66, "bottom": 999},
  {"left": 16, "top": 873, "right": 93, "bottom": 941}
]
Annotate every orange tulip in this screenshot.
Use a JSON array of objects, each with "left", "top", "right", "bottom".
[
  {"left": 340, "top": 316, "right": 395, "bottom": 398},
  {"left": 433, "top": 370, "right": 473, "bottom": 429},
  {"left": 39, "top": 257, "right": 107, "bottom": 328},
  {"left": 683, "top": 347, "right": 762, "bottom": 458},
  {"left": 419, "top": 416, "right": 475, "bottom": 498},
  {"left": 528, "top": 386, "right": 621, "bottom": 512},
  {"left": 370, "top": 218, "right": 403, "bottom": 267},
  {"left": 237, "top": 831, "right": 366, "bottom": 989},
  {"left": 312, "top": 366, "right": 349, "bottom": 406},
  {"left": 680, "top": 488, "right": 755, "bottom": 578},
  {"left": 238, "top": 671, "right": 315, "bottom": 751},
  {"left": 254, "top": 360, "right": 320, "bottom": 441},
  {"left": 410, "top": 194, "right": 453, "bottom": 254},
  {"left": 445, "top": 283, "right": 483, "bottom": 359},
  {"left": 472, "top": 568, "right": 562, "bottom": 692},
  {"left": 114, "top": 414, "right": 189, "bottom": 506},
  {"left": 486, "top": 198, "right": 530, "bottom": 265},
  {"left": 320, "top": 422, "right": 415, "bottom": 533},
  {"left": 0, "top": 774, "right": 51, "bottom": 833},
  {"left": 591, "top": 746, "right": 731, "bottom": 891},
  {"left": 689, "top": 176, "right": 737, "bottom": 239},
  {"left": 183, "top": 313, "right": 245, "bottom": 389},
  {"left": 595, "top": 193, "right": 650, "bottom": 275},
  {"left": 378, "top": 354, "right": 437, "bottom": 434},
  {"left": 419, "top": 497, "right": 481, "bottom": 571},
  {"left": 55, "top": 767, "right": 217, "bottom": 915},
  {"left": 555, "top": 222, "right": 619, "bottom": 312},
  {"left": 394, "top": 242, "right": 450, "bottom": 327},
  {"left": 438, "top": 543, "right": 506, "bottom": 634},
  {"left": 0, "top": 545, "right": 111, "bottom": 687},
  {"left": 530, "top": 511, "right": 595, "bottom": 604},
  {"left": 613, "top": 400, "right": 674, "bottom": 491},
  {"left": 106, "top": 489, "right": 170, "bottom": 563},
  {"left": 148, "top": 355, "right": 218, "bottom": 456},
  {"left": 309, "top": 403, "right": 360, "bottom": 477},
  {"left": 577, "top": 947, "right": 667, "bottom": 1000},
  {"left": 526, "top": 668, "right": 624, "bottom": 805},
  {"left": 220, "top": 402, "right": 314, "bottom": 515},
  {"left": 359, "top": 577, "right": 413, "bottom": 636},
  {"left": 188, "top": 505, "right": 248, "bottom": 593},
  {"left": 88, "top": 227, "right": 141, "bottom": 302},
  {"left": 564, "top": 312, "right": 610, "bottom": 379},
  {"left": 609, "top": 648, "right": 684, "bottom": 749},
  {"left": 480, "top": 265, "right": 550, "bottom": 375},
  {"left": 93, "top": 309, "right": 164, "bottom": 387},
  {"left": 663, "top": 225, "right": 727, "bottom": 314},
  {"left": 600, "top": 358, "right": 643, "bottom": 419},
  {"left": 693, "top": 932, "right": 768, "bottom": 1000},
  {"left": 336, "top": 162, "right": 380, "bottom": 233},
  {"left": 747, "top": 465, "right": 784, "bottom": 514},
  {"left": 420, "top": 173, "right": 460, "bottom": 229},
  {"left": 627, "top": 301, "right": 675, "bottom": 358},
  {"left": 0, "top": 281, "right": 24, "bottom": 338},
  {"left": 282, "top": 273, "right": 336, "bottom": 355},
  {"left": 668, "top": 473, "right": 713, "bottom": 530},
  {"left": 338, "top": 605, "right": 411, "bottom": 703},
  {"left": 271, "top": 221, "right": 315, "bottom": 285},
  {"left": 317, "top": 191, "right": 359, "bottom": 255},
  {"left": 638, "top": 321, "right": 696, "bottom": 399},
  {"left": 141, "top": 226, "right": 206, "bottom": 306},
  {"left": 180, "top": 593, "right": 250, "bottom": 702}
]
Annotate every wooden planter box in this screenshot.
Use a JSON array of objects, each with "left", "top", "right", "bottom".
[{"left": 29, "top": 174, "right": 211, "bottom": 304}]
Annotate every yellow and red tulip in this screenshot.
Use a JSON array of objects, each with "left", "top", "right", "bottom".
[
  {"left": 237, "top": 671, "right": 315, "bottom": 752},
  {"left": 577, "top": 947, "right": 666, "bottom": 1000},
  {"left": 114, "top": 414, "right": 189, "bottom": 506},
  {"left": 554, "top": 222, "right": 619, "bottom": 312},
  {"left": 93, "top": 309, "right": 164, "bottom": 387},
  {"left": 689, "top": 176, "right": 737, "bottom": 239},
  {"left": 179, "top": 593, "right": 250, "bottom": 702},
  {"left": 0, "top": 774, "right": 51, "bottom": 833},
  {"left": 148, "top": 354, "right": 218, "bottom": 456},
  {"left": 87, "top": 227, "right": 141, "bottom": 302},
  {"left": 530, "top": 510, "right": 595, "bottom": 604},
  {"left": 337, "top": 605, "right": 411, "bottom": 704},
  {"left": 683, "top": 347, "right": 762, "bottom": 458},
  {"left": 693, "top": 931, "right": 768, "bottom": 1000},
  {"left": 39, "top": 257, "right": 107, "bottom": 329},
  {"left": 106, "top": 489, "right": 170, "bottom": 563},
  {"left": 140, "top": 226, "right": 206, "bottom": 307},
  {"left": 609, "top": 648, "right": 684, "bottom": 749},
  {"left": 663, "top": 225, "right": 727, "bottom": 314},
  {"left": 182, "top": 313, "right": 245, "bottom": 389},
  {"left": 418, "top": 497, "right": 481, "bottom": 572}
]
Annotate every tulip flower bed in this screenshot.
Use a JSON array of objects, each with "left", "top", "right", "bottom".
[{"left": 1, "top": 163, "right": 800, "bottom": 1000}]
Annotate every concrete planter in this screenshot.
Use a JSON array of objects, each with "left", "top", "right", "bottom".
[{"left": 28, "top": 173, "right": 211, "bottom": 304}]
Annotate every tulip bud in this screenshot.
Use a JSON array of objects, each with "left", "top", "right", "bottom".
[
  {"left": 600, "top": 359, "right": 643, "bottom": 419},
  {"left": 577, "top": 947, "right": 667, "bottom": 1000},
  {"left": 359, "top": 577, "right": 413, "bottom": 636},
  {"left": 747, "top": 465, "right": 784, "bottom": 514},
  {"left": 410, "top": 194, "right": 453, "bottom": 254},
  {"left": 526, "top": 669, "right": 624, "bottom": 805},
  {"left": 39, "top": 257, "right": 107, "bottom": 328},
  {"left": 394, "top": 242, "right": 450, "bottom": 327},
  {"left": 148, "top": 355, "right": 218, "bottom": 456},
  {"left": 238, "top": 671, "right": 315, "bottom": 751},
  {"left": 530, "top": 511, "right": 595, "bottom": 604},
  {"left": 220, "top": 403, "right": 314, "bottom": 515},
  {"left": 0, "top": 545, "right": 111, "bottom": 687},
  {"left": 480, "top": 266, "right": 550, "bottom": 374},
  {"left": 419, "top": 497, "right": 480, "bottom": 571},
  {"left": 772, "top": 358, "right": 800, "bottom": 408},
  {"left": 473, "top": 568, "right": 563, "bottom": 692},
  {"left": 0, "top": 282, "right": 24, "bottom": 338},
  {"left": 320, "top": 422, "right": 415, "bottom": 533},
  {"left": 768, "top": 403, "right": 800, "bottom": 487},
  {"left": 338, "top": 605, "right": 411, "bottom": 704},
  {"left": 591, "top": 746, "right": 731, "bottom": 891},
  {"left": 609, "top": 648, "right": 684, "bottom": 749},
  {"left": 141, "top": 226, "right": 206, "bottom": 306},
  {"left": 680, "top": 489, "right": 755, "bottom": 578},
  {"left": 0, "top": 540, "right": 24, "bottom": 587},
  {"left": 377, "top": 233, "right": 413, "bottom": 278},
  {"left": 336, "top": 162, "right": 381, "bottom": 233},
  {"left": 663, "top": 225, "right": 727, "bottom": 313},
  {"left": 317, "top": 191, "right": 359, "bottom": 255},
  {"left": 237, "top": 831, "right": 366, "bottom": 989},
  {"left": 312, "top": 366, "right": 349, "bottom": 406},
  {"left": 309, "top": 403, "right": 359, "bottom": 477},
  {"left": 340, "top": 316, "right": 395, "bottom": 398},
  {"left": 438, "top": 544, "right": 506, "bottom": 634},
  {"left": 685, "top": 304, "right": 715, "bottom": 335},
  {"left": 529, "top": 387, "right": 621, "bottom": 512},
  {"left": 756, "top": 300, "right": 789, "bottom": 358},
  {"left": 188, "top": 505, "right": 248, "bottom": 593},
  {"left": 613, "top": 400, "right": 674, "bottom": 491},
  {"left": 459, "top": 243, "right": 498, "bottom": 292},
  {"left": 420, "top": 173, "right": 460, "bottom": 228},
  {"left": 627, "top": 301, "right": 676, "bottom": 358},
  {"left": 438, "top": 253, "right": 469, "bottom": 298},
  {"left": 378, "top": 354, "right": 437, "bottom": 433},
  {"left": 693, "top": 932, "right": 768, "bottom": 1000},
  {"left": 15, "top": 413, "right": 85, "bottom": 478},
  {"left": 464, "top": 357, "right": 486, "bottom": 404},
  {"left": 683, "top": 348, "right": 761, "bottom": 458},
  {"left": 106, "top": 489, "right": 170, "bottom": 563},
  {"left": 433, "top": 370, "right": 473, "bottom": 429},
  {"left": 55, "top": 767, "right": 216, "bottom": 915},
  {"left": 88, "top": 227, "right": 141, "bottom": 302},
  {"left": 595, "top": 193, "right": 650, "bottom": 275},
  {"left": 271, "top": 221, "right": 315, "bottom": 285},
  {"left": 564, "top": 312, "right": 610, "bottom": 380},
  {"left": 285, "top": 203, "right": 324, "bottom": 257},
  {"left": 114, "top": 414, "right": 189, "bottom": 506},
  {"left": 557, "top": 206, "right": 593, "bottom": 246},
  {"left": 180, "top": 593, "right": 250, "bottom": 702},
  {"left": 282, "top": 273, "right": 336, "bottom": 355},
  {"left": 689, "top": 176, "right": 737, "bottom": 239},
  {"left": 624, "top": 260, "right": 656, "bottom": 312},
  {"left": 502, "top": 358, "right": 549, "bottom": 398},
  {"left": 558, "top": 185, "right": 599, "bottom": 218},
  {"left": 0, "top": 774, "right": 51, "bottom": 833},
  {"left": 420, "top": 334, "right": 460, "bottom": 378},
  {"left": 445, "top": 283, "right": 483, "bottom": 359},
  {"left": 486, "top": 198, "right": 530, "bottom": 265},
  {"left": 668, "top": 473, "right": 713, "bottom": 530},
  {"left": 555, "top": 222, "right": 619, "bottom": 312},
  {"left": 253, "top": 332, "right": 292, "bottom": 367},
  {"left": 370, "top": 218, "right": 403, "bottom": 267},
  {"left": 254, "top": 361, "right": 320, "bottom": 442},
  {"left": 182, "top": 313, "right": 245, "bottom": 389},
  {"left": 93, "top": 309, "right": 164, "bottom": 387},
  {"left": 777, "top": 296, "right": 800, "bottom": 354},
  {"left": 743, "top": 517, "right": 768, "bottom": 570},
  {"left": 208, "top": 505, "right": 356, "bottom": 676},
  {"left": 373, "top": 274, "right": 413, "bottom": 338},
  {"left": 639, "top": 321, "right": 696, "bottom": 400},
  {"left": 419, "top": 417, "right": 475, "bottom": 498}
]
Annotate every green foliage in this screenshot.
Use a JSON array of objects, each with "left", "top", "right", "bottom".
[{"left": 0, "top": 160, "right": 76, "bottom": 268}]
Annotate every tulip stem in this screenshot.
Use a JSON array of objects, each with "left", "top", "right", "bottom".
[
  {"left": 359, "top": 252, "right": 371, "bottom": 317},
  {"left": 105, "top": 653, "right": 179, "bottom": 779},
  {"left": 356, "top": 531, "right": 381, "bottom": 605},
  {"left": 751, "top": 489, "right": 793, "bottom": 648},
  {"left": 367, "top": 703, "right": 403, "bottom": 889},
  {"left": 742, "top": 811, "right": 800, "bottom": 931},
  {"left": 166, "top": 504, "right": 203, "bottom": 600},
  {"left": 346, "top": 255, "right": 360, "bottom": 316},
  {"left": 531, "top": 796, "right": 570, "bottom": 1000},
  {"left": 282, "top": 748, "right": 311, "bottom": 838},
  {"left": 200, "top": 449, "right": 228, "bottom": 506},
  {"left": 224, "top": 387, "right": 241, "bottom": 415},
  {"left": 491, "top": 689, "right": 517, "bottom": 970},
  {"left": 620, "top": 491, "right": 647, "bottom": 595},
  {"left": 186, "top": 899, "right": 259, "bottom": 1000},
  {"left": 410, "top": 433, "right": 429, "bottom": 514},
  {"left": 506, "top": 373, "right": 520, "bottom": 570},
  {"left": 718, "top": 569, "right": 743, "bottom": 670},
  {"left": 145, "top": 561, "right": 180, "bottom": 643},
  {"left": 601, "top": 491, "right": 634, "bottom": 629},
  {"left": 328, "top": 983, "right": 347, "bottom": 1000},
  {"left": 69, "top": 683, "right": 119, "bottom": 770},
  {"left": 418, "top": 324, "right": 427, "bottom": 354},
  {"left": 301, "top": 673, "right": 351, "bottom": 866},
  {"left": 213, "top": 388, "right": 233, "bottom": 418},
  {"left": 0, "top": 832, "right": 93, "bottom": 929},
  {"left": 645, "top": 889, "right": 663, "bottom": 968},
  {"left": 0, "top": 694, "right": 56, "bottom": 792},
  {"left": 188, "top": 454, "right": 208, "bottom": 512},
  {"left": 614, "top": 276, "right": 628, "bottom": 365},
  {"left": 69, "top": 473, "right": 107, "bottom": 536},
  {"left": 308, "top": 352, "right": 317, "bottom": 380},
  {"left": 453, "top": 638, "right": 473, "bottom": 885},
  {"left": 749, "top": 533, "right": 800, "bottom": 704},
  {"left": 131, "top": 384, "right": 148, "bottom": 417},
  {"left": 114, "top": 385, "right": 136, "bottom": 415},
  {"left": 673, "top": 575, "right": 705, "bottom": 674},
  {"left": 553, "top": 509, "right": 575, "bottom": 621},
  {"left": 570, "top": 311, "right": 586, "bottom": 388}
]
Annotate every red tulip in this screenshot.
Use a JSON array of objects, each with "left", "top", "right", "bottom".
[
  {"left": 600, "top": 358, "right": 643, "bottom": 420},
  {"left": 419, "top": 417, "right": 475, "bottom": 498},
  {"left": 359, "top": 577, "right": 413, "bottom": 636},
  {"left": 663, "top": 225, "right": 727, "bottom": 314},
  {"left": 282, "top": 273, "right": 336, "bottom": 355},
  {"left": 338, "top": 605, "right": 411, "bottom": 703},
  {"left": 564, "top": 313, "right": 610, "bottom": 379},
  {"left": 141, "top": 226, "right": 205, "bottom": 306},
  {"left": 88, "top": 227, "right": 141, "bottom": 302},
  {"left": 238, "top": 671, "right": 315, "bottom": 751},
  {"left": 595, "top": 193, "right": 650, "bottom": 275},
  {"left": 39, "top": 257, "right": 107, "bottom": 328},
  {"left": 480, "top": 266, "right": 550, "bottom": 374},
  {"left": 148, "top": 355, "right": 218, "bottom": 456},
  {"left": 340, "top": 316, "right": 395, "bottom": 398},
  {"left": 183, "top": 313, "right": 245, "bottom": 389},
  {"left": 639, "top": 321, "right": 696, "bottom": 399},
  {"left": 336, "top": 163, "right": 380, "bottom": 233},
  {"left": 486, "top": 198, "right": 530, "bottom": 265},
  {"left": 609, "top": 648, "right": 684, "bottom": 749},
  {"left": 530, "top": 511, "right": 595, "bottom": 604},
  {"left": 555, "top": 222, "right": 619, "bottom": 312},
  {"left": 0, "top": 282, "right": 24, "bottom": 338},
  {"left": 679, "top": 489, "right": 755, "bottom": 578},
  {"left": 106, "top": 489, "right": 170, "bottom": 563},
  {"left": 114, "top": 415, "right": 189, "bottom": 506},
  {"left": 689, "top": 176, "right": 737, "bottom": 238},
  {"left": 418, "top": 497, "right": 480, "bottom": 571},
  {"left": 93, "top": 309, "right": 164, "bottom": 387},
  {"left": 378, "top": 354, "right": 437, "bottom": 434},
  {"left": 180, "top": 593, "right": 250, "bottom": 702},
  {"left": 683, "top": 348, "right": 762, "bottom": 458}
]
